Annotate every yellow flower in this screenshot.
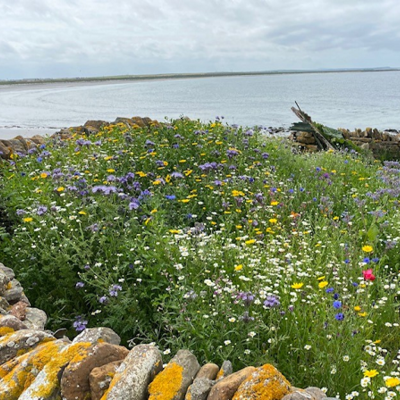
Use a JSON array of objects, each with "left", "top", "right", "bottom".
[
  {"left": 179, "top": 199, "right": 190, "bottom": 203},
  {"left": 385, "top": 377, "right": 400, "bottom": 387},
  {"left": 269, "top": 218, "right": 277, "bottom": 224},
  {"left": 245, "top": 239, "right": 256, "bottom": 245},
  {"left": 107, "top": 169, "right": 115, "bottom": 173},
  {"left": 318, "top": 281, "right": 328, "bottom": 289},
  {"left": 234, "top": 264, "right": 243, "bottom": 271},
  {"left": 364, "top": 370, "right": 379, "bottom": 378},
  {"left": 291, "top": 283, "right": 304, "bottom": 289},
  {"left": 362, "top": 245, "right": 373, "bottom": 253},
  {"left": 23, "top": 217, "right": 33, "bottom": 222},
  {"left": 78, "top": 211, "right": 87, "bottom": 215},
  {"left": 354, "top": 306, "right": 361, "bottom": 312},
  {"left": 40, "top": 172, "right": 48, "bottom": 179},
  {"left": 358, "top": 312, "right": 367, "bottom": 317},
  {"left": 57, "top": 187, "right": 65, "bottom": 192},
  {"left": 169, "top": 229, "right": 182, "bottom": 234},
  {"left": 151, "top": 209, "right": 157, "bottom": 214},
  {"left": 271, "top": 201, "right": 279, "bottom": 206},
  {"left": 232, "top": 190, "right": 245, "bottom": 197}
]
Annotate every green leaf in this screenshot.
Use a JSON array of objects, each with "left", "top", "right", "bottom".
[{"left": 367, "top": 223, "right": 379, "bottom": 242}]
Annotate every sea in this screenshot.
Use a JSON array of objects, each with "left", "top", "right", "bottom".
[{"left": 0, "top": 71, "right": 399, "bottom": 140}]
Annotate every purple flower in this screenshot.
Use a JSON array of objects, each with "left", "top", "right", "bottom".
[
  {"left": 16, "top": 209, "right": 26, "bottom": 216},
  {"left": 73, "top": 316, "right": 88, "bottom": 332},
  {"left": 238, "top": 292, "right": 255, "bottom": 307},
  {"left": 99, "top": 296, "right": 109, "bottom": 304},
  {"left": 92, "top": 185, "right": 118, "bottom": 195},
  {"left": 109, "top": 284, "right": 122, "bottom": 297},
  {"left": 240, "top": 311, "right": 255, "bottom": 323},
  {"left": 75, "top": 282, "right": 85, "bottom": 289},
  {"left": 171, "top": 172, "right": 184, "bottom": 179},
  {"left": 36, "top": 206, "right": 48, "bottom": 216},
  {"left": 129, "top": 199, "right": 140, "bottom": 210},
  {"left": 264, "top": 295, "right": 280, "bottom": 308}
]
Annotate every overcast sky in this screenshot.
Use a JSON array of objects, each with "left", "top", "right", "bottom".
[{"left": 1, "top": 0, "right": 399, "bottom": 80}]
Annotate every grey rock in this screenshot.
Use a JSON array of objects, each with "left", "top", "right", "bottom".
[
  {"left": 24, "top": 307, "right": 48, "bottom": 330},
  {"left": 0, "top": 314, "right": 28, "bottom": 331},
  {"left": 0, "top": 329, "right": 55, "bottom": 364},
  {"left": 0, "top": 307, "right": 9, "bottom": 315},
  {"left": 19, "top": 293, "right": 31, "bottom": 306},
  {"left": 72, "top": 327, "right": 121, "bottom": 345},
  {"left": 305, "top": 387, "right": 327, "bottom": 400},
  {"left": 149, "top": 349, "right": 200, "bottom": 400},
  {"left": 282, "top": 390, "right": 314, "bottom": 399},
  {"left": 105, "top": 344, "right": 163, "bottom": 400},
  {"left": 217, "top": 360, "right": 233, "bottom": 379},
  {"left": 3, "top": 279, "right": 23, "bottom": 303},
  {"left": 185, "top": 378, "right": 214, "bottom": 400},
  {"left": 0, "top": 263, "right": 15, "bottom": 280},
  {"left": 0, "top": 271, "right": 9, "bottom": 296},
  {"left": 0, "top": 296, "right": 10, "bottom": 310}
]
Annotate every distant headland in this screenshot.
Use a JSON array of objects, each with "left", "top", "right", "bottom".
[{"left": 1, "top": 67, "right": 399, "bottom": 86}]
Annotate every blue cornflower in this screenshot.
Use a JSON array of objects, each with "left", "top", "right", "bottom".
[
  {"left": 333, "top": 293, "right": 339, "bottom": 300},
  {"left": 372, "top": 257, "right": 380, "bottom": 263},
  {"left": 165, "top": 195, "right": 176, "bottom": 200},
  {"left": 363, "top": 257, "right": 370, "bottom": 264},
  {"left": 335, "top": 313, "right": 344, "bottom": 321},
  {"left": 333, "top": 300, "right": 342, "bottom": 309},
  {"left": 326, "top": 287, "right": 334, "bottom": 293}
]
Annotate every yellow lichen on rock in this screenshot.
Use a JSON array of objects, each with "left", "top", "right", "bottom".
[
  {"left": 232, "top": 364, "right": 291, "bottom": 400},
  {"left": 215, "top": 367, "right": 224, "bottom": 380},
  {"left": 0, "top": 326, "right": 14, "bottom": 337},
  {"left": 148, "top": 362, "right": 184, "bottom": 400},
  {"left": 18, "top": 341, "right": 92, "bottom": 400},
  {"left": 0, "top": 340, "right": 67, "bottom": 400}
]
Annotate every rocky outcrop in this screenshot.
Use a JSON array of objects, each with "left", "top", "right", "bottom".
[{"left": 0, "top": 261, "right": 332, "bottom": 399}]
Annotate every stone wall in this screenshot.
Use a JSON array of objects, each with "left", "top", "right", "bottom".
[
  {"left": 0, "top": 262, "right": 333, "bottom": 399},
  {"left": 291, "top": 128, "right": 400, "bottom": 158},
  {"left": 0, "top": 116, "right": 156, "bottom": 160}
]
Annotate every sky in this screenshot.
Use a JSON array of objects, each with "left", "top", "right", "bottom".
[{"left": 1, "top": 0, "right": 400, "bottom": 80}]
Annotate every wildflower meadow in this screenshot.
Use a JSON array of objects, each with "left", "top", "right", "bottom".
[{"left": 1, "top": 117, "right": 400, "bottom": 398}]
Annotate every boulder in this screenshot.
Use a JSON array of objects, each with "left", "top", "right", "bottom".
[
  {"left": 72, "top": 327, "right": 121, "bottom": 345},
  {"left": 3, "top": 279, "right": 23, "bottom": 303},
  {"left": 216, "top": 360, "right": 233, "bottom": 380},
  {"left": 185, "top": 377, "right": 214, "bottom": 400},
  {"left": 89, "top": 360, "right": 125, "bottom": 400},
  {"left": 232, "top": 364, "right": 291, "bottom": 400},
  {"left": 24, "top": 308, "right": 47, "bottom": 330},
  {"left": 0, "top": 263, "right": 15, "bottom": 280},
  {"left": 9, "top": 301, "right": 27, "bottom": 321},
  {"left": 60, "top": 342, "right": 129, "bottom": 400},
  {"left": 18, "top": 341, "right": 93, "bottom": 400},
  {"left": 0, "top": 339, "right": 68, "bottom": 400},
  {"left": 305, "top": 387, "right": 327, "bottom": 399},
  {"left": 0, "top": 141, "right": 12, "bottom": 159},
  {"left": 0, "top": 329, "right": 55, "bottom": 364},
  {"left": 148, "top": 349, "right": 200, "bottom": 400},
  {"left": 195, "top": 363, "right": 219, "bottom": 380},
  {"left": 207, "top": 367, "right": 256, "bottom": 400},
  {"left": 104, "top": 344, "right": 162, "bottom": 400},
  {"left": 0, "top": 315, "right": 28, "bottom": 331}
]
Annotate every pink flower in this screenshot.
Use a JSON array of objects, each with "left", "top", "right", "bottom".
[{"left": 362, "top": 269, "right": 376, "bottom": 281}]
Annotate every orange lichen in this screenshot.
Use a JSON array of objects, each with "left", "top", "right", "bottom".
[
  {"left": 29, "top": 342, "right": 92, "bottom": 398},
  {"left": 0, "top": 326, "right": 14, "bottom": 336},
  {"left": 148, "top": 362, "right": 183, "bottom": 400},
  {"left": 232, "top": 364, "right": 291, "bottom": 400}
]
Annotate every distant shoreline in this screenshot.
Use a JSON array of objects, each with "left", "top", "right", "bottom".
[{"left": 1, "top": 68, "right": 399, "bottom": 86}]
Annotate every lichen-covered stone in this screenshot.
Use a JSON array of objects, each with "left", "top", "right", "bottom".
[
  {"left": 195, "top": 363, "right": 219, "bottom": 380},
  {"left": 148, "top": 349, "right": 200, "bottom": 400},
  {"left": 23, "top": 308, "right": 47, "bottom": 330},
  {"left": 60, "top": 342, "right": 129, "bottom": 400},
  {"left": 207, "top": 367, "right": 256, "bottom": 400},
  {"left": 0, "top": 263, "right": 15, "bottom": 280},
  {"left": 10, "top": 301, "right": 27, "bottom": 320},
  {"left": 282, "top": 389, "right": 314, "bottom": 399},
  {"left": 89, "top": 360, "right": 124, "bottom": 400},
  {"left": 3, "top": 279, "right": 23, "bottom": 303},
  {"left": 185, "top": 377, "right": 214, "bottom": 400},
  {"left": 232, "top": 364, "right": 291, "bottom": 400},
  {"left": 72, "top": 327, "right": 121, "bottom": 345},
  {"left": 0, "top": 339, "right": 68, "bottom": 400},
  {"left": 104, "top": 344, "right": 162, "bottom": 400},
  {"left": 216, "top": 360, "right": 233, "bottom": 380},
  {"left": 0, "top": 315, "right": 28, "bottom": 331},
  {"left": 18, "top": 341, "right": 93, "bottom": 400},
  {"left": 0, "top": 329, "right": 55, "bottom": 365}
]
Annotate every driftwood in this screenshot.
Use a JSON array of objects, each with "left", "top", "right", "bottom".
[{"left": 291, "top": 104, "right": 335, "bottom": 151}]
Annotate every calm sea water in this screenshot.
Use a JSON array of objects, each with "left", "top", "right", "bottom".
[{"left": 0, "top": 71, "right": 399, "bottom": 139}]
